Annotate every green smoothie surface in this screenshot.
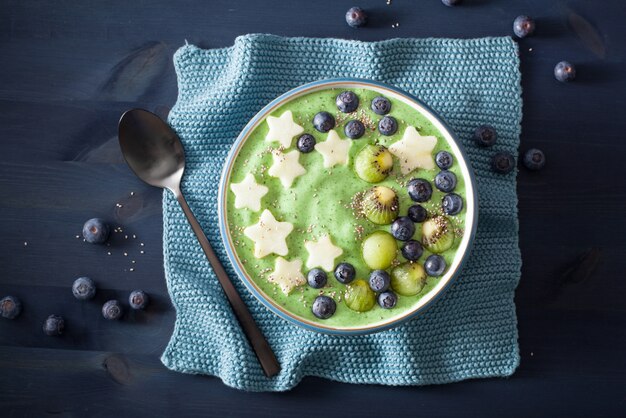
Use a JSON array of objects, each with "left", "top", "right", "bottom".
[{"left": 225, "top": 87, "right": 467, "bottom": 329}]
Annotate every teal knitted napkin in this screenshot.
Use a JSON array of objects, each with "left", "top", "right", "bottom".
[{"left": 161, "top": 34, "right": 522, "bottom": 391}]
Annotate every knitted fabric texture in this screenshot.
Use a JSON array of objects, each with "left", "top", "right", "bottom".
[{"left": 161, "top": 34, "right": 522, "bottom": 392}]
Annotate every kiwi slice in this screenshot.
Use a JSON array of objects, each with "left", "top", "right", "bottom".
[
  {"left": 362, "top": 231, "right": 397, "bottom": 270},
  {"left": 344, "top": 279, "right": 376, "bottom": 312},
  {"left": 421, "top": 216, "right": 455, "bottom": 253},
  {"left": 361, "top": 186, "right": 399, "bottom": 225},
  {"left": 391, "top": 262, "right": 427, "bottom": 296},
  {"left": 354, "top": 144, "right": 394, "bottom": 183}
]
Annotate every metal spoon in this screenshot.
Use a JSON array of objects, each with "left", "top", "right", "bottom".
[{"left": 118, "top": 108, "right": 280, "bottom": 377}]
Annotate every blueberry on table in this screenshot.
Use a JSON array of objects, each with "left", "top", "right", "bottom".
[
  {"left": 378, "top": 116, "right": 398, "bottom": 136},
  {"left": 102, "top": 300, "right": 123, "bottom": 320},
  {"left": 368, "top": 270, "right": 391, "bottom": 293},
  {"left": 523, "top": 148, "right": 546, "bottom": 170},
  {"left": 442, "top": 193, "right": 464, "bottom": 216},
  {"left": 129, "top": 290, "right": 149, "bottom": 310},
  {"left": 344, "top": 120, "right": 365, "bottom": 139},
  {"left": 491, "top": 151, "right": 516, "bottom": 174},
  {"left": 72, "top": 277, "right": 96, "bottom": 300},
  {"left": 435, "top": 151, "right": 453, "bottom": 169},
  {"left": 313, "top": 111, "right": 335, "bottom": 133},
  {"left": 1, "top": 296, "right": 22, "bottom": 319},
  {"left": 441, "top": 0, "right": 462, "bottom": 6},
  {"left": 407, "top": 178, "right": 433, "bottom": 202},
  {"left": 371, "top": 96, "right": 391, "bottom": 115},
  {"left": 378, "top": 291, "right": 398, "bottom": 309},
  {"left": 401, "top": 240, "right": 424, "bottom": 261},
  {"left": 554, "top": 61, "right": 576, "bottom": 82},
  {"left": 513, "top": 15, "right": 535, "bottom": 38},
  {"left": 296, "top": 134, "right": 316, "bottom": 153},
  {"left": 312, "top": 295, "right": 336, "bottom": 319},
  {"left": 307, "top": 268, "right": 328, "bottom": 289},
  {"left": 345, "top": 6, "right": 367, "bottom": 28},
  {"left": 336, "top": 91, "right": 359, "bottom": 113},
  {"left": 424, "top": 254, "right": 447, "bottom": 277},
  {"left": 473, "top": 125, "right": 497, "bottom": 147},
  {"left": 391, "top": 216, "right": 415, "bottom": 241},
  {"left": 334, "top": 262, "right": 356, "bottom": 284},
  {"left": 434, "top": 170, "right": 457, "bottom": 192},
  {"left": 43, "top": 315, "right": 64, "bottom": 336},
  {"left": 407, "top": 204, "right": 428, "bottom": 223},
  {"left": 82, "top": 218, "right": 110, "bottom": 244}
]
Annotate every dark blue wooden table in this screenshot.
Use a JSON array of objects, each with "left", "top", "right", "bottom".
[{"left": 1, "top": 0, "right": 625, "bottom": 416}]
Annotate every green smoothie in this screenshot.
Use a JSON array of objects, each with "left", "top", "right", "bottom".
[{"left": 225, "top": 87, "right": 466, "bottom": 328}]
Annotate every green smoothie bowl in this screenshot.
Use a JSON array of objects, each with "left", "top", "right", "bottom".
[{"left": 218, "top": 79, "right": 477, "bottom": 335}]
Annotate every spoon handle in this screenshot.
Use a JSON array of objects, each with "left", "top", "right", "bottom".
[{"left": 175, "top": 192, "right": 281, "bottom": 378}]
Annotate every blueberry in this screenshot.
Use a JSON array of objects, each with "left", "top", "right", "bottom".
[
  {"left": 441, "top": 0, "right": 462, "bottom": 6},
  {"left": 554, "top": 61, "right": 576, "bottom": 82},
  {"left": 1, "top": 296, "right": 22, "bottom": 319},
  {"left": 313, "top": 111, "right": 335, "bottom": 133},
  {"left": 391, "top": 216, "right": 415, "bottom": 241},
  {"left": 345, "top": 6, "right": 367, "bottom": 28},
  {"left": 378, "top": 116, "right": 398, "bottom": 136},
  {"left": 102, "top": 300, "right": 123, "bottom": 320},
  {"left": 336, "top": 91, "right": 359, "bottom": 113},
  {"left": 82, "top": 218, "right": 110, "bottom": 244},
  {"left": 378, "top": 291, "right": 397, "bottom": 309},
  {"left": 424, "top": 254, "right": 447, "bottom": 277},
  {"left": 307, "top": 268, "right": 328, "bottom": 289},
  {"left": 297, "top": 134, "right": 316, "bottom": 153},
  {"left": 72, "top": 277, "right": 96, "bottom": 300},
  {"left": 435, "top": 151, "right": 453, "bottom": 169},
  {"left": 407, "top": 204, "right": 428, "bottom": 223},
  {"left": 434, "top": 170, "right": 457, "bottom": 192},
  {"left": 368, "top": 270, "right": 391, "bottom": 293},
  {"left": 334, "top": 262, "right": 356, "bottom": 284},
  {"left": 523, "top": 148, "right": 546, "bottom": 170},
  {"left": 371, "top": 96, "right": 391, "bottom": 115},
  {"left": 401, "top": 240, "right": 424, "bottom": 261},
  {"left": 407, "top": 178, "right": 433, "bottom": 202},
  {"left": 312, "top": 295, "right": 336, "bottom": 319},
  {"left": 344, "top": 120, "right": 365, "bottom": 139},
  {"left": 43, "top": 315, "right": 64, "bottom": 336},
  {"left": 513, "top": 15, "right": 535, "bottom": 38},
  {"left": 491, "top": 151, "right": 516, "bottom": 174},
  {"left": 129, "top": 290, "right": 149, "bottom": 310},
  {"left": 442, "top": 193, "right": 464, "bottom": 215},
  {"left": 473, "top": 125, "right": 497, "bottom": 147}
]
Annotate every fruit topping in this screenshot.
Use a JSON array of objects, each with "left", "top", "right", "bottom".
[
  {"left": 407, "top": 204, "right": 428, "bottom": 223},
  {"left": 314, "top": 129, "right": 351, "bottom": 168},
  {"left": 401, "top": 240, "right": 424, "bottom": 261},
  {"left": 313, "top": 111, "right": 335, "bottom": 133},
  {"left": 368, "top": 270, "right": 391, "bottom": 293},
  {"left": 389, "top": 126, "right": 437, "bottom": 174},
  {"left": 378, "top": 291, "right": 398, "bottom": 309},
  {"left": 407, "top": 178, "right": 432, "bottom": 202},
  {"left": 305, "top": 234, "right": 343, "bottom": 271},
  {"left": 344, "top": 279, "right": 376, "bottom": 312},
  {"left": 312, "top": 295, "right": 337, "bottom": 319},
  {"left": 378, "top": 116, "right": 398, "bottom": 136},
  {"left": 336, "top": 91, "right": 359, "bottom": 113},
  {"left": 435, "top": 151, "right": 453, "bottom": 169},
  {"left": 362, "top": 231, "right": 397, "bottom": 270},
  {"left": 371, "top": 96, "right": 391, "bottom": 115},
  {"left": 354, "top": 145, "right": 393, "bottom": 183},
  {"left": 361, "top": 186, "right": 399, "bottom": 225},
  {"left": 268, "top": 257, "right": 306, "bottom": 295},
  {"left": 268, "top": 149, "right": 306, "bottom": 188},
  {"left": 391, "top": 262, "right": 427, "bottom": 296},
  {"left": 265, "top": 110, "right": 304, "bottom": 148},
  {"left": 244, "top": 209, "right": 294, "bottom": 258},
  {"left": 307, "top": 268, "right": 328, "bottom": 289},
  {"left": 442, "top": 193, "right": 464, "bottom": 216},
  {"left": 434, "top": 170, "right": 457, "bottom": 192},
  {"left": 230, "top": 173, "right": 269, "bottom": 211},
  {"left": 297, "top": 133, "right": 316, "bottom": 153},
  {"left": 344, "top": 120, "right": 365, "bottom": 139},
  {"left": 424, "top": 254, "right": 447, "bottom": 277},
  {"left": 422, "top": 216, "right": 455, "bottom": 253},
  {"left": 334, "top": 262, "right": 356, "bottom": 284},
  {"left": 391, "top": 216, "right": 415, "bottom": 241}
]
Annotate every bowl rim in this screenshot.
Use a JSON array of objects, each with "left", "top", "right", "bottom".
[{"left": 217, "top": 78, "right": 479, "bottom": 335}]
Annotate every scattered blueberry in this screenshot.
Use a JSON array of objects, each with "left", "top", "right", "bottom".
[
  {"left": 424, "top": 254, "right": 447, "bottom": 277},
  {"left": 1, "top": 296, "right": 22, "bottom": 319},
  {"left": 369, "top": 270, "right": 391, "bottom": 293},
  {"left": 312, "top": 295, "right": 336, "bottom": 319},
  {"left": 513, "top": 15, "right": 535, "bottom": 38},
  {"left": 344, "top": 120, "right": 365, "bottom": 139},
  {"left": 102, "top": 300, "right": 123, "bottom": 320},
  {"left": 434, "top": 170, "right": 457, "bottom": 192},
  {"left": 441, "top": 0, "right": 462, "bottom": 6},
  {"left": 334, "top": 262, "right": 356, "bottom": 284},
  {"left": 473, "top": 125, "right": 497, "bottom": 147},
  {"left": 391, "top": 216, "right": 415, "bottom": 241},
  {"left": 345, "top": 6, "right": 367, "bottom": 28},
  {"left": 313, "top": 111, "right": 335, "bottom": 133},
  {"left": 407, "top": 204, "right": 428, "bottom": 223},
  {"left": 297, "top": 134, "right": 316, "bottom": 153},
  {"left": 401, "top": 240, "right": 424, "bottom": 261},
  {"left": 129, "top": 290, "right": 149, "bottom": 310},
  {"left": 43, "top": 315, "right": 64, "bottom": 336},
  {"left": 336, "top": 91, "right": 359, "bottom": 113},
  {"left": 307, "top": 268, "right": 328, "bottom": 289},
  {"left": 72, "top": 277, "right": 96, "bottom": 300},
  {"left": 523, "top": 148, "right": 546, "bottom": 170},
  {"left": 554, "top": 61, "right": 576, "bottom": 82},
  {"left": 378, "top": 291, "right": 397, "bottom": 309},
  {"left": 435, "top": 151, "right": 453, "bottom": 169},
  {"left": 82, "top": 218, "right": 110, "bottom": 244},
  {"left": 442, "top": 193, "right": 464, "bottom": 216},
  {"left": 371, "top": 96, "right": 391, "bottom": 115},
  {"left": 407, "top": 178, "right": 433, "bottom": 202},
  {"left": 378, "top": 116, "right": 398, "bottom": 136},
  {"left": 491, "top": 152, "right": 516, "bottom": 174}
]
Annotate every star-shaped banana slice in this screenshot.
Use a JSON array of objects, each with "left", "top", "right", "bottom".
[
  {"left": 243, "top": 209, "right": 294, "bottom": 258},
  {"left": 388, "top": 126, "right": 437, "bottom": 175},
  {"left": 304, "top": 234, "right": 343, "bottom": 271},
  {"left": 267, "top": 257, "right": 306, "bottom": 295},
  {"left": 314, "top": 129, "right": 351, "bottom": 168},
  {"left": 265, "top": 110, "right": 304, "bottom": 148},
  {"left": 229, "top": 173, "right": 268, "bottom": 212},
  {"left": 267, "top": 149, "right": 306, "bottom": 188}
]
